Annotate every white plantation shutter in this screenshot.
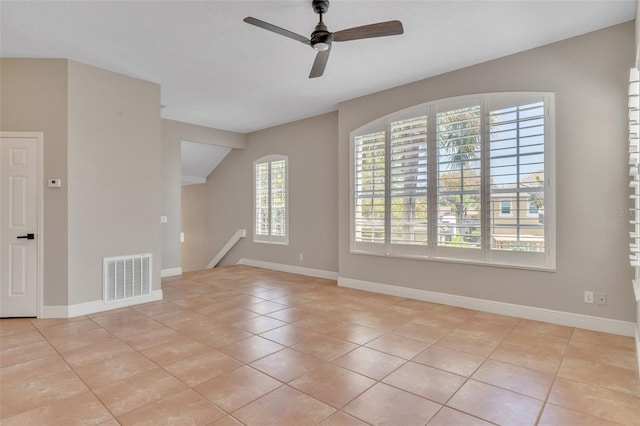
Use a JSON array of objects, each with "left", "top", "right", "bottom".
[
  {"left": 270, "top": 159, "right": 287, "bottom": 237},
  {"left": 254, "top": 155, "right": 288, "bottom": 244},
  {"left": 390, "top": 116, "right": 428, "bottom": 254},
  {"left": 488, "top": 97, "right": 549, "bottom": 266},
  {"left": 255, "top": 162, "right": 270, "bottom": 236},
  {"left": 350, "top": 92, "right": 555, "bottom": 269},
  {"left": 436, "top": 105, "right": 482, "bottom": 260},
  {"left": 629, "top": 68, "right": 640, "bottom": 272},
  {"left": 353, "top": 131, "right": 386, "bottom": 253}
]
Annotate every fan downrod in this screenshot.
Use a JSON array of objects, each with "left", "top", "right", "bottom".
[{"left": 312, "top": 0, "right": 329, "bottom": 15}]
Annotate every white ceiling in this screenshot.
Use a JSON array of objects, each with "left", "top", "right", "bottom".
[{"left": 0, "top": 1, "right": 635, "bottom": 134}]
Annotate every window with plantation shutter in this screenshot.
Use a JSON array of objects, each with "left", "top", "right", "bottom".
[
  {"left": 353, "top": 131, "right": 386, "bottom": 253},
  {"left": 350, "top": 92, "right": 555, "bottom": 270},
  {"left": 254, "top": 155, "right": 288, "bottom": 244},
  {"left": 390, "top": 116, "right": 428, "bottom": 255},
  {"left": 255, "top": 161, "right": 270, "bottom": 237},
  {"left": 436, "top": 104, "right": 482, "bottom": 261},
  {"left": 489, "top": 100, "right": 547, "bottom": 264}
]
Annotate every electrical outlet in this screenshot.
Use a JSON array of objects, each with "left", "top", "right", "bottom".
[
  {"left": 299, "top": 253, "right": 304, "bottom": 261},
  {"left": 584, "top": 291, "right": 594, "bottom": 304},
  {"left": 595, "top": 292, "right": 607, "bottom": 306}
]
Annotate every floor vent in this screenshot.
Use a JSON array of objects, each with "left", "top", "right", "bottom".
[{"left": 103, "top": 254, "right": 151, "bottom": 303}]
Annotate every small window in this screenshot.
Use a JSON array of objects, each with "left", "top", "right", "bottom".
[
  {"left": 500, "top": 200, "right": 512, "bottom": 216},
  {"left": 254, "top": 155, "right": 288, "bottom": 244}
]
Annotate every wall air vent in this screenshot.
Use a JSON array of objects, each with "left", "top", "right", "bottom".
[{"left": 103, "top": 254, "right": 151, "bottom": 303}]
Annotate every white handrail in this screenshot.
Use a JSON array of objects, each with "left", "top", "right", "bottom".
[{"left": 206, "top": 228, "right": 247, "bottom": 268}]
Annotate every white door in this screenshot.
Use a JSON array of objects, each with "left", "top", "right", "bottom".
[{"left": 0, "top": 133, "right": 40, "bottom": 317}]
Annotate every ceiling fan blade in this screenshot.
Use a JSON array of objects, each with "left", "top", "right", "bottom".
[
  {"left": 309, "top": 49, "right": 331, "bottom": 79},
  {"left": 333, "top": 20, "right": 404, "bottom": 42},
  {"left": 243, "top": 17, "right": 311, "bottom": 45}
]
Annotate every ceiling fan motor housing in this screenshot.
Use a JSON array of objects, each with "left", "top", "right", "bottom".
[{"left": 311, "top": 21, "right": 332, "bottom": 50}]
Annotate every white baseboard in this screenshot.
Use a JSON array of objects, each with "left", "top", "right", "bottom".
[
  {"left": 237, "top": 258, "right": 338, "bottom": 280},
  {"left": 338, "top": 277, "right": 636, "bottom": 337},
  {"left": 41, "top": 290, "right": 163, "bottom": 318},
  {"left": 161, "top": 267, "right": 182, "bottom": 278},
  {"left": 39, "top": 305, "right": 69, "bottom": 319}
]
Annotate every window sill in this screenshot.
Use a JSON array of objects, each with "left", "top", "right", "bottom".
[
  {"left": 253, "top": 239, "right": 289, "bottom": 246},
  {"left": 349, "top": 249, "right": 556, "bottom": 273}
]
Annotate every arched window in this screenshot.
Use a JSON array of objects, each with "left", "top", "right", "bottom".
[{"left": 351, "top": 93, "right": 555, "bottom": 269}]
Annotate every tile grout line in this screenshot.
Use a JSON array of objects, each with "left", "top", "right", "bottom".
[
  {"left": 88, "top": 311, "right": 256, "bottom": 423},
  {"left": 30, "top": 316, "right": 123, "bottom": 425},
  {"left": 531, "top": 327, "right": 573, "bottom": 425}
]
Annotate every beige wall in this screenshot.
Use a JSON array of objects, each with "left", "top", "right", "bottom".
[
  {"left": 1, "top": 59, "right": 162, "bottom": 306},
  {"left": 67, "top": 61, "right": 162, "bottom": 304},
  {"left": 181, "top": 112, "right": 339, "bottom": 273},
  {"left": 161, "top": 120, "right": 183, "bottom": 271},
  {"left": 181, "top": 183, "right": 208, "bottom": 272},
  {"left": 0, "top": 59, "right": 69, "bottom": 305},
  {"left": 338, "top": 22, "right": 636, "bottom": 322},
  {"left": 161, "top": 119, "right": 247, "bottom": 272}
]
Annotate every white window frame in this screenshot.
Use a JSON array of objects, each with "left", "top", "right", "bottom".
[
  {"left": 500, "top": 199, "right": 512, "bottom": 217},
  {"left": 349, "top": 92, "right": 556, "bottom": 271},
  {"left": 253, "top": 154, "right": 289, "bottom": 245},
  {"left": 526, "top": 200, "right": 540, "bottom": 217}
]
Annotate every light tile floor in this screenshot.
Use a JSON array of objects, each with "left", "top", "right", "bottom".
[{"left": 1, "top": 265, "right": 638, "bottom": 425}]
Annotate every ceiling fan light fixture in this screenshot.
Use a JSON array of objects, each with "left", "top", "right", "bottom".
[{"left": 313, "top": 42, "right": 330, "bottom": 52}]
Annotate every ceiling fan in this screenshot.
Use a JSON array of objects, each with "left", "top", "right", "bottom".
[{"left": 243, "top": 0, "right": 404, "bottom": 78}]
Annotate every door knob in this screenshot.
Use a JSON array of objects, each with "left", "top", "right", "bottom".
[{"left": 16, "top": 234, "right": 35, "bottom": 240}]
